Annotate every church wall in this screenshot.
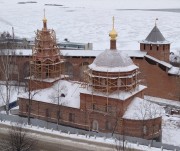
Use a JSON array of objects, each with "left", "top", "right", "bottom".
[
  {"left": 18, "top": 98, "right": 89, "bottom": 130},
  {"left": 122, "top": 117, "right": 162, "bottom": 140},
  {"left": 18, "top": 94, "right": 161, "bottom": 139}
]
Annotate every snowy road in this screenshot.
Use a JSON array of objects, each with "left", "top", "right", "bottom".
[
  {"left": 0, "top": 124, "right": 113, "bottom": 151},
  {"left": 0, "top": 132, "right": 87, "bottom": 151}
]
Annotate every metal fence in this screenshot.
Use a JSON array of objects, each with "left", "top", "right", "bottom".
[{"left": 0, "top": 113, "right": 179, "bottom": 151}]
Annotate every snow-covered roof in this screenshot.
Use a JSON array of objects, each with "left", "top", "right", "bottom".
[
  {"left": 89, "top": 49, "right": 138, "bottom": 72},
  {"left": 140, "top": 25, "right": 170, "bottom": 44},
  {"left": 61, "top": 49, "right": 102, "bottom": 57},
  {"left": 18, "top": 80, "right": 147, "bottom": 109},
  {"left": 18, "top": 80, "right": 81, "bottom": 109},
  {"left": 145, "top": 55, "right": 180, "bottom": 76},
  {"left": 168, "top": 66, "right": 180, "bottom": 76},
  {"left": 61, "top": 49, "right": 147, "bottom": 58},
  {"left": 145, "top": 55, "right": 172, "bottom": 68},
  {"left": 0, "top": 49, "right": 32, "bottom": 56},
  {"left": 145, "top": 95, "right": 180, "bottom": 108},
  {"left": 1, "top": 49, "right": 147, "bottom": 58},
  {"left": 89, "top": 63, "right": 138, "bottom": 72},
  {"left": 123, "top": 97, "right": 164, "bottom": 120},
  {"left": 81, "top": 84, "right": 147, "bottom": 101}
]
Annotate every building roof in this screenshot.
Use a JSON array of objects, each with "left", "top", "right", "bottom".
[
  {"left": 89, "top": 49, "right": 138, "bottom": 72},
  {"left": 145, "top": 55, "right": 172, "bottom": 68},
  {"left": 61, "top": 49, "right": 147, "bottom": 58},
  {"left": 140, "top": 25, "right": 170, "bottom": 44},
  {"left": 123, "top": 97, "right": 164, "bottom": 120},
  {"left": 168, "top": 66, "right": 180, "bottom": 76},
  {"left": 1, "top": 49, "right": 147, "bottom": 58},
  {"left": 18, "top": 80, "right": 147, "bottom": 109}
]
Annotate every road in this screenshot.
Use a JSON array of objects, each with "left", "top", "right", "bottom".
[
  {"left": 0, "top": 132, "right": 99, "bottom": 151},
  {"left": 0, "top": 125, "right": 113, "bottom": 151}
]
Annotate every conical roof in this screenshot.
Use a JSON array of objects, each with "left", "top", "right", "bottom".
[{"left": 145, "top": 25, "right": 165, "bottom": 42}]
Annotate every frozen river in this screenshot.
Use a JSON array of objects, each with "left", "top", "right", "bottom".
[{"left": 0, "top": 0, "right": 180, "bottom": 52}]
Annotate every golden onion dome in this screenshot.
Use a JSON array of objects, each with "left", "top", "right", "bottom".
[
  {"left": 109, "top": 16, "right": 118, "bottom": 40},
  {"left": 43, "top": 17, "right": 47, "bottom": 22}
]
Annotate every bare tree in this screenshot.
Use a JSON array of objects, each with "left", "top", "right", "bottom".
[
  {"left": 0, "top": 49, "right": 18, "bottom": 114},
  {"left": 114, "top": 136, "right": 137, "bottom": 151},
  {"left": 0, "top": 123, "right": 37, "bottom": 151},
  {"left": 49, "top": 82, "right": 67, "bottom": 130},
  {"left": 23, "top": 79, "right": 40, "bottom": 125}
]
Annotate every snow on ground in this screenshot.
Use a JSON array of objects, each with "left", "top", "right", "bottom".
[
  {"left": 162, "top": 115, "right": 180, "bottom": 146},
  {"left": 0, "top": 0, "right": 180, "bottom": 52},
  {"left": 0, "top": 83, "right": 25, "bottom": 106},
  {"left": 0, "top": 120, "right": 175, "bottom": 151}
]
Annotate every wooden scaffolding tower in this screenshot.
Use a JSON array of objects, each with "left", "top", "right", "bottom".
[{"left": 30, "top": 13, "right": 65, "bottom": 81}]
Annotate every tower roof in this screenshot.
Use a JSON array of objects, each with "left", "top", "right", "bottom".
[
  {"left": 141, "top": 25, "right": 170, "bottom": 44},
  {"left": 145, "top": 25, "right": 165, "bottom": 42}
]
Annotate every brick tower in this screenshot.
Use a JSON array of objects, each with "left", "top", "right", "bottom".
[
  {"left": 30, "top": 11, "right": 65, "bottom": 90},
  {"left": 139, "top": 19, "right": 170, "bottom": 62}
]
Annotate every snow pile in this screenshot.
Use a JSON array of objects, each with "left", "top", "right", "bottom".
[{"left": 123, "top": 97, "right": 165, "bottom": 120}]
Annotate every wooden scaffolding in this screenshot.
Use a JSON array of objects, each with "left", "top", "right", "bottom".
[{"left": 31, "top": 25, "right": 65, "bottom": 80}]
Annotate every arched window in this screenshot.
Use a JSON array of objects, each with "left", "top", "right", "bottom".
[
  {"left": 143, "top": 125, "right": 147, "bottom": 135},
  {"left": 92, "top": 120, "right": 99, "bottom": 131},
  {"left": 106, "top": 121, "right": 112, "bottom": 130}
]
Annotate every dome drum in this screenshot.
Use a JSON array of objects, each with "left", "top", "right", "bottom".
[{"left": 85, "top": 68, "right": 139, "bottom": 93}]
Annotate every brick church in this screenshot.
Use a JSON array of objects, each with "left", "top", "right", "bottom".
[{"left": 17, "top": 16, "right": 164, "bottom": 140}]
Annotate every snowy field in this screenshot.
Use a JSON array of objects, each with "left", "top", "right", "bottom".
[{"left": 0, "top": 0, "right": 180, "bottom": 53}]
